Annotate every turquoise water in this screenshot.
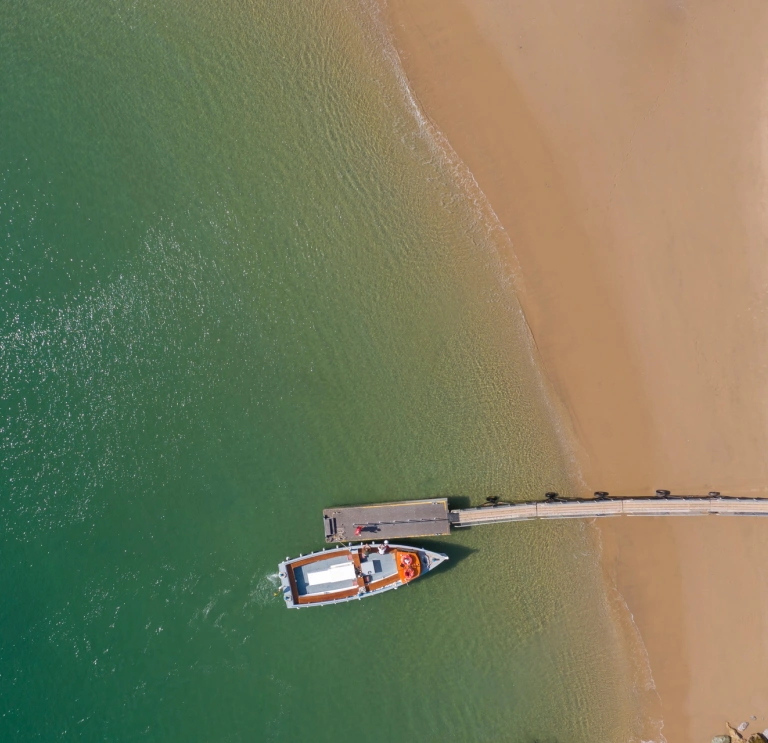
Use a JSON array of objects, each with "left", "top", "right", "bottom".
[{"left": 1, "top": 1, "right": 644, "bottom": 740}]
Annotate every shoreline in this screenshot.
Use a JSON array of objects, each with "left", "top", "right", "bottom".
[
  {"left": 379, "top": 0, "right": 768, "bottom": 740},
  {"left": 600, "top": 515, "right": 768, "bottom": 742}
]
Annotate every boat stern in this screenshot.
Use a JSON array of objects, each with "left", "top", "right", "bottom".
[{"left": 277, "top": 560, "right": 297, "bottom": 609}]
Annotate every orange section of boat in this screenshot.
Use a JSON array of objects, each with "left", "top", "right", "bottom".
[{"left": 394, "top": 550, "right": 421, "bottom": 583}]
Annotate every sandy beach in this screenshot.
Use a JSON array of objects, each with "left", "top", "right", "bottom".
[{"left": 380, "top": 0, "right": 768, "bottom": 739}]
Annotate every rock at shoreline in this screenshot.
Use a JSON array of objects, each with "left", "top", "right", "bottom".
[
  {"left": 727, "top": 722, "right": 746, "bottom": 741},
  {"left": 713, "top": 723, "right": 767, "bottom": 743}
]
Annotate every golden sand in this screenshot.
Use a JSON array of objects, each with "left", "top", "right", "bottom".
[{"left": 380, "top": 0, "right": 768, "bottom": 739}]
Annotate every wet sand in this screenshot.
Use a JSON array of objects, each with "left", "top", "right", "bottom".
[
  {"left": 380, "top": 0, "right": 768, "bottom": 739},
  {"left": 601, "top": 516, "right": 768, "bottom": 742}
]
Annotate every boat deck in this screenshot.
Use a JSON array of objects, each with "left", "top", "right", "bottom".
[
  {"left": 323, "top": 498, "right": 450, "bottom": 543},
  {"left": 279, "top": 545, "right": 448, "bottom": 608}
]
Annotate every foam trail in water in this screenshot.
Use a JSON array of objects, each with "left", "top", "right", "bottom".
[{"left": 246, "top": 572, "right": 282, "bottom": 609}]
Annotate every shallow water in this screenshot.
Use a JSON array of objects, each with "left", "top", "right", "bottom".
[{"left": 2, "top": 1, "right": 642, "bottom": 740}]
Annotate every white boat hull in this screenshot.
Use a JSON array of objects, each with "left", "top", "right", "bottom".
[{"left": 278, "top": 543, "right": 448, "bottom": 608}]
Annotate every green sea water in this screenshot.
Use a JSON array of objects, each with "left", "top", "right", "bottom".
[{"left": 1, "top": 1, "right": 648, "bottom": 741}]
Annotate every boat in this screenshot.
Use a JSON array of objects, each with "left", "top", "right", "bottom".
[{"left": 277, "top": 543, "right": 448, "bottom": 608}]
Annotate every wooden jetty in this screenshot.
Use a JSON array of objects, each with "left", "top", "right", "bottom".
[
  {"left": 323, "top": 495, "right": 768, "bottom": 542},
  {"left": 323, "top": 498, "right": 450, "bottom": 543},
  {"left": 451, "top": 496, "right": 768, "bottom": 527}
]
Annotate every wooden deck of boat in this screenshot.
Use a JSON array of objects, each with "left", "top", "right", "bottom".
[{"left": 323, "top": 498, "right": 450, "bottom": 543}]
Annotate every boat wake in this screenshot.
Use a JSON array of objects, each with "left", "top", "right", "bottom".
[{"left": 247, "top": 572, "right": 282, "bottom": 609}]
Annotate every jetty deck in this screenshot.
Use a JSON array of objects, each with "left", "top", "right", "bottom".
[
  {"left": 322, "top": 496, "right": 768, "bottom": 542},
  {"left": 452, "top": 496, "right": 768, "bottom": 526},
  {"left": 323, "top": 498, "right": 450, "bottom": 543}
]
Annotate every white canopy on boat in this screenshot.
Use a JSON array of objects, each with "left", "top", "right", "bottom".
[{"left": 306, "top": 562, "right": 356, "bottom": 586}]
